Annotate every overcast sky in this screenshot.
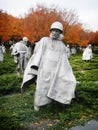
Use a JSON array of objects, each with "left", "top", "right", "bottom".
[{"left": 0, "top": 0, "right": 98, "bottom": 32}]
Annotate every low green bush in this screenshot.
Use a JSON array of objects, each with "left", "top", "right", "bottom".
[
  {"left": 0, "top": 54, "right": 16, "bottom": 75},
  {"left": 0, "top": 74, "right": 23, "bottom": 95},
  {"left": 75, "top": 69, "right": 98, "bottom": 81},
  {"left": 0, "top": 112, "right": 23, "bottom": 130},
  {"left": 76, "top": 82, "right": 98, "bottom": 106}
]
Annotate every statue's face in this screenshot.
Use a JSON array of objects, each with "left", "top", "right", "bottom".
[{"left": 50, "top": 29, "right": 61, "bottom": 39}]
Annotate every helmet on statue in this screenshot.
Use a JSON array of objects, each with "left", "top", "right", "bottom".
[
  {"left": 50, "top": 21, "right": 63, "bottom": 33},
  {"left": 23, "top": 37, "right": 28, "bottom": 42}
]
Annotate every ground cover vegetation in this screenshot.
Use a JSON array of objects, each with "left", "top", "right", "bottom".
[{"left": 0, "top": 53, "right": 98, "bottom": 130}]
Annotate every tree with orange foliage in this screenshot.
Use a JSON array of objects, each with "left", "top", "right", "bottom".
[
  {"left": 23, "top": 4, "right": 80, "bottom": 43},
  {"left": 0, "top": 10, "right": 12, "bottom": 41},
  {"left": 92, "top": 31, "right": 98, "bottom": 45},
  {"left": 0, "top": 5, "right": 97, "bottom": 47}
]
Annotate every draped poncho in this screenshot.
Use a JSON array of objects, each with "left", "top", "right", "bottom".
[{"left": 21, "top": 37, "right": 76, "bottom": 106}]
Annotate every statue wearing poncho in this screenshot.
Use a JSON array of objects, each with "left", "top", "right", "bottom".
[{"left": 21, "top": 22, "right": 76, "bottom": 111}]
